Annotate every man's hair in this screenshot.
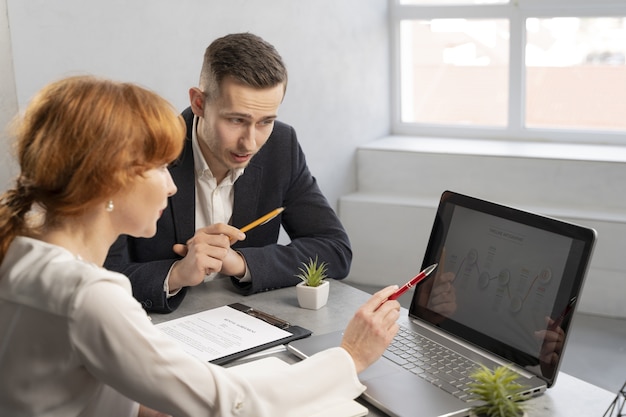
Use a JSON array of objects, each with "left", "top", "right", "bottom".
[{"left": 199, "top": 33, "right": 288, "bottom": 100}]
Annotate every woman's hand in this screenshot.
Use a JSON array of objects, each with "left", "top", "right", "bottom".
[
  {"left": 340, "top": 286, "right": 401, "bottom": 373},
  {"left": 138, "top": 404, "right": 170, "bottom": 417}
]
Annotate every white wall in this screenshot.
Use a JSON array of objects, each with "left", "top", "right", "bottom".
[
  {"left": 0, "top": 0, "right": 18, "bottom": 191},
  {"left": 340, "top": 137, "right": 626, "bottom": 319},
  {"left": 5, "top": 1, "right": 625, "bottom": 320},
  {"left": 1, "top": 0, "right": 390, "bottom": 208}
]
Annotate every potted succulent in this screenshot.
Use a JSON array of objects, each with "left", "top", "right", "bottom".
[
  {"left": 295, "top": 256, "right": 330, "bottom": 310},
  {"left": 468, "top": 364, "right": 528, "bottom": 417}
]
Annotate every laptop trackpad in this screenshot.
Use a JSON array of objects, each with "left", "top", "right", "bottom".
[{"left": 360, "top": 361, "right": 470, "bottom": 417}]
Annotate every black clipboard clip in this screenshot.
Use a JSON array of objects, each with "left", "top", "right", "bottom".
[{"left": 229, "top": 303, "right": 291, "bottom": 329}]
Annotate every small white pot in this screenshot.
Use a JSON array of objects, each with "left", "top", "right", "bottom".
[{"left": 296, "top": 280, "right": 330, "bottom": 310}]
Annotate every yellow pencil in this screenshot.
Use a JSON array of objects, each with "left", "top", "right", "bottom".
[{"left": 239, "top": 207, "right": 285, "bottom": 233}]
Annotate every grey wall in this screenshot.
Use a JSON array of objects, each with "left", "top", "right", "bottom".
[
  {"left": 3, "top": 1, "right": 626, "bottom": 320},
  {"left": 0, "top": 0, "right": 18, "bottom": 190},
  {"left": 341, "top": 138, "right": 626, "bottom": 318},
  {"left": 1, "top": 0, "right": 390, "bottom": 208}
]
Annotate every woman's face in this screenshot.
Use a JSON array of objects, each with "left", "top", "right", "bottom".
[{"left": 110, "top": 165, "right": 177, "bottom": 238}]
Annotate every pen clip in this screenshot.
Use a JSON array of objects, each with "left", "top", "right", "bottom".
[{"left": 244, "top": 308, "right": 291, "bottom": 330}]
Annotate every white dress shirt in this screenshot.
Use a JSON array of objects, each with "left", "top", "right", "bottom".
[
  {"left": 164, "top": 116, "right": 248, "bottom": 296},
  {"left": 0, "top": 237, "right": 365, "bottom": 417},
  {"left": 191, "top": 115, "right": 245, "bottom": 282}
]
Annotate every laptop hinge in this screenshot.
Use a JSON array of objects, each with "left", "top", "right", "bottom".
[{"left": 409, "top": 318, "right": 536, "bottom": 380}]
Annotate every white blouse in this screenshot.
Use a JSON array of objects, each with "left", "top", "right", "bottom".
[{"left": 0, "top": 237, "right": 365, "bottom": 417}]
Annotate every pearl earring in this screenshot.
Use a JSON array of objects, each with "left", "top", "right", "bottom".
[{"left": 106, "top": 200, "right": 114, "bottom": 212}]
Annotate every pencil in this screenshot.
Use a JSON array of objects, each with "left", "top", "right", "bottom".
[{"left": 240, "top": 207, "right": 285, "bottom": 233}]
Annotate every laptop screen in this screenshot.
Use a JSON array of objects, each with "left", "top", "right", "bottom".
[{"left": 410, "top": 191, "right": 596, "bottom": 386}]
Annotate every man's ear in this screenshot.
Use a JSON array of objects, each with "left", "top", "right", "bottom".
[{"left": 189, "top": 87, "right": 205, "bottom": 117}]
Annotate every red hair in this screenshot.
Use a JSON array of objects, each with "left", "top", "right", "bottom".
[{"left": 0, "top": 76, "right": 185, "bottom": 262}]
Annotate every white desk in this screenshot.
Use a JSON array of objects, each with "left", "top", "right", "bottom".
[{"left": 151, "top": 278, "right": 618, "bottom": 416}]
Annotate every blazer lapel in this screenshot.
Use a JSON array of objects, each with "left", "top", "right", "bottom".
[
  {"left": 169, "top": 138, "right": 196, "bottom": 241},
  {"left": 232, "top": 163, "right": 262, "bottom": 228}
]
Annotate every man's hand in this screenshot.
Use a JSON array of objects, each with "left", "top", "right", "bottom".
[{"left": 168, "top": 223, "right": 246, "bottom": 291}]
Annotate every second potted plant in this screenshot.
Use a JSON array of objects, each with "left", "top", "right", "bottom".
[
  {"left": 468, "top": 364, "right": 529, "bottom": 417},
  {"left": 295, "top": 256, "right": 330, "bottom": 310}
]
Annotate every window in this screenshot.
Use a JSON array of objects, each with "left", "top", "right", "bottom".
[{"left": 391, "top": 0, "right": 626, "bottom": 144}]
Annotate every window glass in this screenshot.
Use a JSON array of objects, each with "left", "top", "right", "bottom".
[
  {"left": 400, "top": 19, "right": 510, "bottom": 126},
  {"left": 525, "top": 17, "right": 626, "bottom": 131}
]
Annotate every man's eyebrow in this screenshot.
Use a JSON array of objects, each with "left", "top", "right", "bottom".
[
  {"left": 222, "top": 111, "right": 252, "bottom": 119},
  {"left": 223, "top": 112, "right": 278, "bottom": 121}
]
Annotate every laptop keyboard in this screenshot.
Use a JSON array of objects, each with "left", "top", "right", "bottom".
[{"left": 383, "top": 326, "right": 478, "bottom": 402}]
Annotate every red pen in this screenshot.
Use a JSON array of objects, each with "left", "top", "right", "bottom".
[
  {"left": 549, "top": 296, "right": 577, "bottom": 331},
  {"left": 388, "top": 263, "right": 438, "bottom": 300}
]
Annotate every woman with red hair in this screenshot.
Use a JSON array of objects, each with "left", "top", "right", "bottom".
[{"left": 0, "top": 75, "right": 400, "bottom": 417}]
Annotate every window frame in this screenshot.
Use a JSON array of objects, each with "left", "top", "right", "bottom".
[{"left": 389, "top": 0, "right": 626, "bottom": 145}]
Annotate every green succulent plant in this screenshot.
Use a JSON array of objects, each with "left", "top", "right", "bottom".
[
  {"left": 296, "top": 256, "right": 328, "bottom": 287},
  {"left": 468, "top": 364, "right": 527, "bottom": 417}
]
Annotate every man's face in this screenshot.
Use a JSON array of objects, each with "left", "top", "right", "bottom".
[{"left": 194, "top": 77, "right": 284, "bottom": 182}]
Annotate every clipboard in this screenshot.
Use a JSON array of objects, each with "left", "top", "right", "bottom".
[
  {"left": 213, "top": 303, "right": 312, "bottom": 365},
  {"left": 156, "top": 302, "right": 312, "bottom": 365}
]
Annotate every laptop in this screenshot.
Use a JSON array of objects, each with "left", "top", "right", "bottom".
[{"left": 288, "top": 190, "right": 596, "bottom": 417}]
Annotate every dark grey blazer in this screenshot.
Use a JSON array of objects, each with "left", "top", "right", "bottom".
[{"left": 105, "top": 108, "right": 352, "bottom": 313}]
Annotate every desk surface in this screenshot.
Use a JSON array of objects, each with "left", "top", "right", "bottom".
[{"left": 151, "top": 279, "right": 618, "bottom": 417}]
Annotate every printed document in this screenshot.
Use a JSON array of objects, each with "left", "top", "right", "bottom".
[{"left": 156, "top": 305, "right": 292, "bottom": 362}]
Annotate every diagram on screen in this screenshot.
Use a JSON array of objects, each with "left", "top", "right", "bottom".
[
  {"left": 437, "top": 205, "right": 574, "bottom": 355},
  {"left": 450, "top": 246, "right": 554, "bottom": 314}
]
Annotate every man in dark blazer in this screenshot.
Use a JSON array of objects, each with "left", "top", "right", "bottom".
[{"left": 105, "top": 33, "right": 352, "bottom": 313}]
